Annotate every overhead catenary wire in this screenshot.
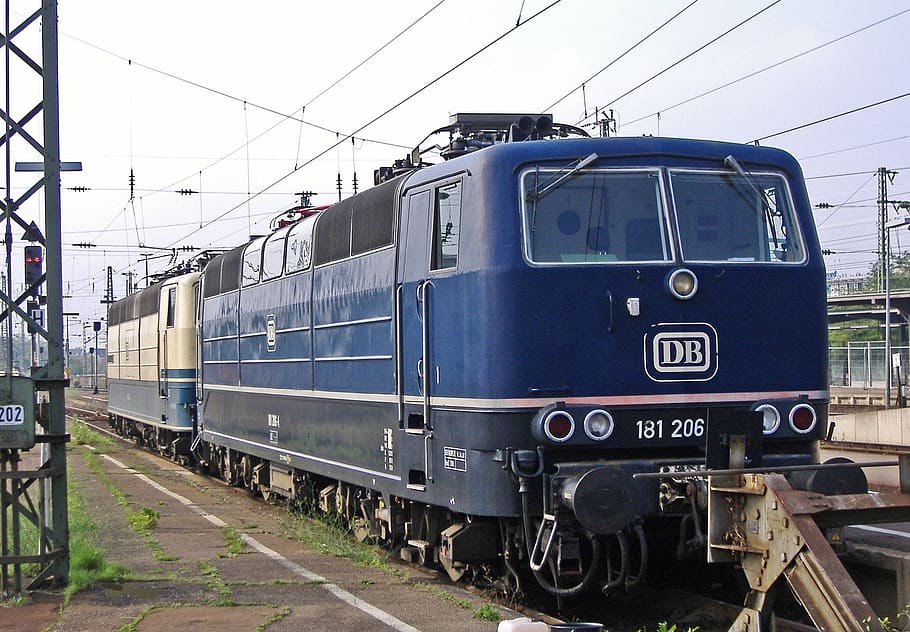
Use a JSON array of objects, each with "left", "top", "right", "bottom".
[
  {"left": 61, "top": 6, "right": 446, "bottom": 151},
  {"left": 800, "top": 134, "right": 910, "bottom": 161},
  {"left": 620, "top": 7, "right": 910, "bottom": 130},
  {"left": 63, "top": 13, "right": 423, "bottom": 220},
  {"left": 300, "top": 0, "right": 447, "bottom": 111},
  {"left": 815, "top": 172, "right": 876, "bottom": 228},
  {"left": 751, "top": 91, "right": 910, "bottom": 144},
  {"left": 543, "top": 0, "right": 700, "bottom": 113},
  {"left": 65, "top": 32, "right": 403, "bottom": 148},
  {"left": 577, "top": 0, "right": 782, "bottom": 127},
  {"left": 167, "top": 0, "right": 566, "bottom": 249},
  {"left": 65, "top": 3, "right": 449, "bottom": 298},
  {"left": 806, "top": 166, "right": 910, "bottom": 181}
]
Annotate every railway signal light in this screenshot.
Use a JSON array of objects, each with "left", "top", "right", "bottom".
[{"left": 24, "top": 245, "right": 43, "bottom": 294}]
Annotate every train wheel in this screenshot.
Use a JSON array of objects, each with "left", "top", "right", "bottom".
[
  {"left": 240, "top": 455, "right": 254, "bottom": 490},
  {"left": 221, "top": 449, "right": 239, "bottom": 486}
]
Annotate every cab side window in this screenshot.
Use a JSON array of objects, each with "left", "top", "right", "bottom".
[
  {"left": 241, "top": 238, "right": 265, "bottom": 287},
  {"left": 166, "top": 287, "right": 176, "bottom": 327},
  {"left": 431, "top": 181, "right": 462, "bottom": 271}
]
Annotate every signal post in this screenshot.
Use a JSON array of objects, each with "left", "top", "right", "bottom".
[{"left": 0, "top": 0, "right": 71, "bottom": 594}]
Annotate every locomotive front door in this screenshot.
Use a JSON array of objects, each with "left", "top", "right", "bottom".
[
  {"left": 158, "top": 285, "right": 176, "bottom": 403},
  {"left": 397, "top": 178, "right": 464, "bottom": 491},
  {"left": 397, "top": 188, "right": 434, "bottom": 487}
]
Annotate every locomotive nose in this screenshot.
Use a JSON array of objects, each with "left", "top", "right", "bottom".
[{"left": 557, "top": 467, "right": 634, "bottom": 534}]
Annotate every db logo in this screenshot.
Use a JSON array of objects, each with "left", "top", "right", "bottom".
[{"left": 645, "top": 323, "right": 718, "bottom": 382}]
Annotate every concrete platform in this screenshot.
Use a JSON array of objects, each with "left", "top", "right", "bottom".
[{"left": 5, "top": 433, "right": 517, "bottom": 632}]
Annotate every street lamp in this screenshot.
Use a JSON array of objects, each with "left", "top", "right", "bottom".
[{"left": 884, "top": 216, "right": 910, "bottom": 407}]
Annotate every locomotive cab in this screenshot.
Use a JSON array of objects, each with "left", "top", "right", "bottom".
[{"left": 397, "top": 128, "right": 827, "bottom": 593}]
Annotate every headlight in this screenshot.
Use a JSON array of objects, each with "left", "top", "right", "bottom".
[
  {"left": 668, "top": 268, "right": 698, "bottom": 300},
  {"left": 584, "top": 410, "right": 614, "bottom": 441},
  {"left": 755, "top": 404, "right": 781, "bottom": 435}
]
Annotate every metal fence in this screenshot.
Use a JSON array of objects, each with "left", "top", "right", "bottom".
[{"left": 829, "top": 342, "right": 910, "bottom": 387}]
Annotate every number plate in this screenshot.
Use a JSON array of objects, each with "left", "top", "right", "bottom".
[
  {"left": 609, "top": 408, "right": 709, "bottom": 447},
  {"left": 634, "top": 416, "right": 705, "bottom": 442},
  {"left": 0, "top": 405, "right": 25, "bottom": 425}
]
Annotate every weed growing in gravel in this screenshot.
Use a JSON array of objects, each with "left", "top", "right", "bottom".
[
  {"left": 81, "top": 450, "right": 178, "bottom": 562},
  {"left": 127, "top": 506, "right": 176, "bottom": 560},
  {"left": 117, "top": 604, "right": 172, "bottom": 632},
  {"left": 197, "top": 560, "right": 234, "bottom": 606},
  {"left": 473, "top": 603, "right": 502, "bottom": 622},
  {"left": 220, "top": 526, "right": 246, "bottom": 557},
  {"left": 65, "top": 470, "right": 129, "bottom": 602},
  {"left": 412, "top": 581, "right": 501, "bottom": 622},
  {"left": 69, "top": 419, "right": 114, "bottom": 449},
  {"left": 254, "top": 606, "right": 292, "bottom": 632},
  {"left": 292, "top": 514, "right": 397, "bottom": 574},
  {"left": 128, "top": 506, "right": 160, "bottom": 532}
]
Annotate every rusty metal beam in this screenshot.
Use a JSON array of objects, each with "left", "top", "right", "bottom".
[
  {"left": 785, "top": 514, "right": 881, "bottom": 631},
  {"left": 775, "top": 488, "right": 910, "bottom": 528},
  {"left": 709, "top": 473, "right": 894, "bottom": 631}
]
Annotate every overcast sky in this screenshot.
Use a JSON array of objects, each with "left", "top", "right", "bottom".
[{"left": 6, "top": 0, "right": 910, "bottom": 331}]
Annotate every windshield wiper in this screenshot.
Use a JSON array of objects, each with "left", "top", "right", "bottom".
[
  {"left": 724, "top": 155, "right": 779, "bottom": 249},
  {"left": 527, "top": 152, "right": 599, "bottom": 204},
  {"left": 528, "top": 152, "right": 598, "bottom": 233}
]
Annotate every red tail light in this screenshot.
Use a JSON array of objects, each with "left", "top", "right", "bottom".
[
  {"left": 789, "top": 404, "right": 817, "bottom": 434},
  {"left": 544, "top": 411, "right": 575, "bottom": 442}
]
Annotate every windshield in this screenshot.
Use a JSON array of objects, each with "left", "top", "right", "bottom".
[
  {"left": 520, "top": 166, "right": 804, "bottom": 265},
  {"left": 669, "top": 170, "right": 804, "bottom": 263},
  {"left": 521, "top": 169, "right": 670, "bottom": 263}
]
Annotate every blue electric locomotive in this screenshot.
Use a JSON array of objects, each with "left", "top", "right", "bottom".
[
  {"left": 190, "top": 114, "right": 827, "bottom": 595},
  {"left": 105, "top": 114, "right": 828, "bottom": 596}
]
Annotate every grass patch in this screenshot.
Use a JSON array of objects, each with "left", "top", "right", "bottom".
[
  {"left": 81, "top": 450, "right": 178, "bottom": 562},
  {"left": 255, "top": 606, "right": 292, "bottom": 632},
  {"left": 221, "top": 526, "right": 246, "bottom": 557},
  {"left": 290, "top": 510, "right": 397, "bottom": 575},
  {"left": 412, "top": 582, "right": 501, "bottom": 622},
  {"left": 473, "top": 603, "right": 501, "bottom": 622},
  {"left": 70, "top": 419, "right": 114, "bottom": 449},
  {"left": 0, "top": 458, "right": 129, "bottom": 603},
  {"left": 127, "top": 507, "right": 176, "bottom": 561},
  {"left": 66, "top": 468, "right": 130, "bottom": 601},
  {"left": 197, "top": 560, "right": 234, "bottom": 606},
  {"left": 414, "top": 581, "right": 473, "bottom": 608},
  {"left": 128, "top": 506, "right": 160, "bottom": 532}
]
